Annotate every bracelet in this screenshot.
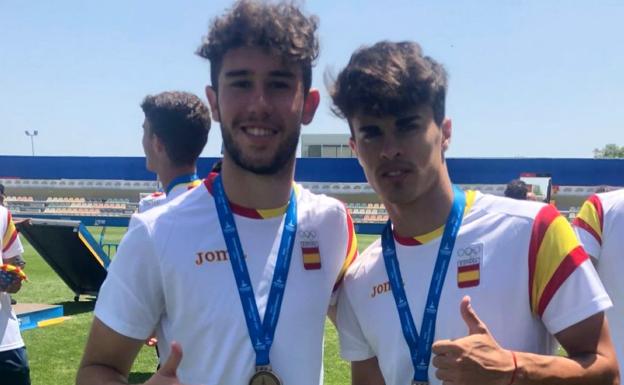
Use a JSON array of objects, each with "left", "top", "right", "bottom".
[{"left": 508, "top": 350, "right": 518, "bottom": 385}]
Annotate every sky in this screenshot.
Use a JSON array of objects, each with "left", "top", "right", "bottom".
[{"left": 1, "top": 0, "right": 623, "bottom": 159}]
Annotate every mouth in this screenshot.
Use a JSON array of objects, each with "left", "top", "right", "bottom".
[
  {"left": 241, "top": 125, "right": 277, "bottom": 137},
  {"left": 378, "top": 164, "right": 413, "bottom": 180},
  {"left": 383, "top": 170, "right": 408, "bottom": 177}
]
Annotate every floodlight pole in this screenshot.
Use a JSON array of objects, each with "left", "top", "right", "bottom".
[{"left": 25, "top": 130, "right": 38, "bottom": 156}]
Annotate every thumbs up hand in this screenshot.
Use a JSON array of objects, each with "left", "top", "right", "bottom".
[
  {"left": 431, "top": 296, "right": 516, "bottom": 385},
  {"left": 145, "top": 342, "right": 192, "bottom": 385}
]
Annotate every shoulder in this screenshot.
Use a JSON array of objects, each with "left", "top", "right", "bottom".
[
  {"left": 597, "top": 189, "right": 624, "bottom": 214},
  {"left": 140, "top": 182, "right": 211, "bottom": 227},
  {"left": 138, "top": 192, "right": 166, "bottom": 212},
  {"left": 470, "top": 192, "right": 548, "bottom": 222},
  {"left": 344, "top": 237, "right": 382, "bottom": 283},
  {"left": 296, "top": 184, "right": 348, "bottom": 218}
]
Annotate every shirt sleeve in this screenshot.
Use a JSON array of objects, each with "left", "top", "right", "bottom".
[
  {"left": 529, "top": 204, "right": 611, "bottom": 333},
  {"left": 2, "top": 210, "right": 24, "bottom": 259},
  {"left": 336, "top": 280, "right": 376, "bottom": 362},
  {"left": 541, "top": 259, "right": 612, "bottom": 334},
  {"left": 331, "top": 205, "right": 359, "bottom": 299},
  {"left": 572, "top": 195, "right": 604, "bottom": 260},
  {"left": 94, "top": 215, "right": 165, "bottom": 340}
]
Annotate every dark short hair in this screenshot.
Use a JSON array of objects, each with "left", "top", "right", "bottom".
[
  {"left": 141, "top": 91, "right": 210, "bottom": 167},
  {"left": 196, "top": 0, "right": 319, "bottom": 94},
  {"left": 330, "top": 41, "right": 448, "bottom": 128},
  {"left": 504, "top": 179, "right": 529, "bottom": 200}
]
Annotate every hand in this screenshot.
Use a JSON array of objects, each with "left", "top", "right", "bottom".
[
  {"left": 0, "top": 270, "right": 23, "bottom": 294},
  {"left": 4, "top": 278, "right": 22, "bottom": 294},
  {"left": 144, "top": 342, "right": 191, "bottom": 385},
  {"left": 146, "top": 337, "right": 158, "bottom": 347},
  {"left": 431, "top": 296, "right": 515, "bottom": 385}
]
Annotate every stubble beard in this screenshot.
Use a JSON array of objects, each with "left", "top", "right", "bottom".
[{"left": 221, "top": 122, "right": 300, "bottom": 175}]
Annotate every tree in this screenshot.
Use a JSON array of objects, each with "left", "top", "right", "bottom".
[{"left": 593, "top": 144, "right": 624, "bottom": 158}]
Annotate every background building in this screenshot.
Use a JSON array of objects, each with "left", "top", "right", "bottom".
[{"left": 301, "top": 134, "right": 354, "bottom": 158}]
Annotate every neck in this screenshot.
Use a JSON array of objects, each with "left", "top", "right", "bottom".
[
  {"left": 158, "top": 165, "right": 196, "bottom": 193},
  {"left": 385, "top": 173, "right": 454, "bottom": 238},
  {"left": 220, "top": 154, "right": 295, "bottom": 209}
]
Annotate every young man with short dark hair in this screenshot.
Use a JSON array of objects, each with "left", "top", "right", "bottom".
[
  {"left": 138, "top": 91, "right": 210, "bottom": 212},
  {"left": 331, "top": 41, "right": 619, "bottom": 385}
]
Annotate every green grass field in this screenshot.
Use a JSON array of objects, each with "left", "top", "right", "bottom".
[{"left": 14, "top": 227, "right": 378, "bottom": 385}]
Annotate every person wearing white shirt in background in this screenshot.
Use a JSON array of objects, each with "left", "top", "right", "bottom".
[
  {"left": 137, "top": 91, "right": 210, "bottom": 214},
  {"left": 574, "top": 189, "right": 624, "bottom": 380}
]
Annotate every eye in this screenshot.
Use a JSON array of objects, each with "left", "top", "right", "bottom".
[
  {"left": 358, "top": 126, "right": 382, "bottom": 141},
  {"left": 362, "top": 131, "right": 381, "bottom": 139},
  {"left": 396, "top": 122, "right": 423, "bottom": 136},
  {"left": 230, "top": 80, "right": 252, "bottom": 89},
  {"left": 268, "top": 80, "right": 290, "bottom": 89}
]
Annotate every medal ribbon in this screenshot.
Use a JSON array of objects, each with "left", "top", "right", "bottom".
[
  {"left": 381, "top": 185, "right": 465, "bottom": 383},
  {"left": 165, "top": 172, "right": 199, "bottom": 194},
  {"left": 213, "top": 174, "right": 297, "bottom": 367}
]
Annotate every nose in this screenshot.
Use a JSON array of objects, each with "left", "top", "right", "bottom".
[
  {"left": 247, "top": 86, "right": 272, "bottom": 117},
  {"left": 380, "top": 134, "right": 402, "bottom": 160}
]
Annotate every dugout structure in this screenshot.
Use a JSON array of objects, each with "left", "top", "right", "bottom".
[{"left": 15, "top": 218, "right": 111, "bottom": 302}]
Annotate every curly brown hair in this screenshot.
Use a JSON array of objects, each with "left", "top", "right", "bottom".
[
  {"left": 196, "top": 0, "right": 319, "bottom": 93},
  {"left": 330, "top": 41, "right": 448, "bottom": 128},
  {"left": 141, "top": 91, "right": 211, "bottom": 167}
]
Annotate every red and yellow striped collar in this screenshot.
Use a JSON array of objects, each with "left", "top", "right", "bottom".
[
  {"left": 204, "top": 172, "right": 297, "bottom": 219},
  {"left": 393, "top": 190, "right": 478, "bottom": 246}
]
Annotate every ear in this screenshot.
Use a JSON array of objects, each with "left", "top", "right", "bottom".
[
  {"left": 153, "top": 135, "right": 167, "bottom": 156},
  {"left": 348, "top": 135, "right": 358, "bottom": 156},
  {"left": 441, "top": 118, "right": 452, "bottom": 152},
  {"left": 301, "top": 88, "right": 320, "bottom": 125},
  {"left": 348, "top": 135, "right": 365, "bottom": 167},
  {"left": 205, "top": 85, "right": 220, "bottom": 123}
]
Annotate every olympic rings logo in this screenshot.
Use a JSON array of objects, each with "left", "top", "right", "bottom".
[
  {"left": 299, "top": 230, "right": 318, "bottom": 240},
  {"left": 457, "top": 244, "right": 482, "bottom": 257}
]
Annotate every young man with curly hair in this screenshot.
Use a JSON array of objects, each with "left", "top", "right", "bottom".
[
  {"left": 77, "top": 1, "right": 357, "bottom": 384},
  {"left": 330, "top": 41, "right": 619, "bottom": 385}
]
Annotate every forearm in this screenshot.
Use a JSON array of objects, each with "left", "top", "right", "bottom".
[
  {"left": 76, "top": 364, "right": 129, "bottom": 385},
  {"left": 514, "top": 351, "right": 619, "bottom": 385}
]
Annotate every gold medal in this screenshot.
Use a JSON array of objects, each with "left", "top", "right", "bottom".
[{"left": 249, "top": 366, "right": 282, "bottom": 385}]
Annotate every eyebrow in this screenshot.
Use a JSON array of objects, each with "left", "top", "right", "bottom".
[
  {"left": 358, "top": 124, "right": 381, "bottom": 134},
  {"left": 268, "top": 70, "right": 295, "bottom": 79},
  {"left": 223, "top": 69, "right": 295, "bottom": 79},
  {"left": 224, "top": 70, "right": 250, "bottom": 78},
  {"left": 395, "top": 114, "right": 422, "bottom": 126}
]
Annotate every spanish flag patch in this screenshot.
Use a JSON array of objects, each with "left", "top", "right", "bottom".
[
  {"left": 302, "top": 247, "right": 321, "bottom": 270},
  {"left": 457, "top": 263, "right": 480, "bottom": 288},
  {"left": 456, "top": 243, "right": 483, "bottom": 288}
]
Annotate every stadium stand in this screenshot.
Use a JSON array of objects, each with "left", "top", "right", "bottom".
[
  {"left": 6, "top": 196, "right": 136, "bottom": 217},
  {"left": 2, "top": 156, "right": 623, "bottom": 228}
]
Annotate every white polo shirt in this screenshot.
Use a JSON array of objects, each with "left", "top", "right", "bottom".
[
  {"left": 573, "top": 189, "right": 624, "bottom": 375},
  {"left": 137, "top": 179, "right": 202, "bottom": 213},
  {"left": 337, "top": 191, "right": 611, "bottom": 385},
  {"left": 95, "top": 173, "right": 358, "bottom": 384},
  {"left": 0, "top": 206, "right": 25, "bottom": 352}
]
